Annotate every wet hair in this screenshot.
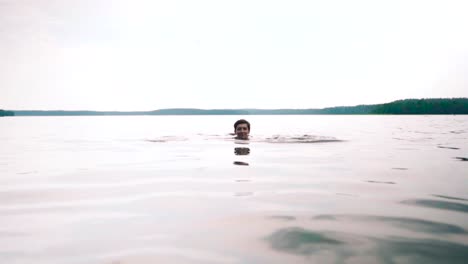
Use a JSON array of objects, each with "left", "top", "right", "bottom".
[{"left": 234, "top": 119, "right": 250, "bottom": 131}]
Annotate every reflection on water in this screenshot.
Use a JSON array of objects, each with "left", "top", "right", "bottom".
[
  {"left": 312, "top": 215, "right": 467, "bottom": 234},
  {"left": 432, "top": 194, "right": 468, "bottom": 202},
  {"left": 233, "top": 161, "right": 249, "bottom": 166},
  {"left": 234, "top": 147, "right": 250, "bottom": 156},
  {"left": 437, "top": 146, "right": 460, "bottom": 150},
  {"left": 266, "top": 227, "right": 468, "bottom": 264},
  {"left": 268, "top": 227, "right": 344, "bottom": 251},
  {"left": 233, "top": 141, "right": 250, "bottom": 166},
  {"left": 366, "top": 180, "right": 396, "bottom": 184},
  {"left": 402, "top": 199, "right": 468, "bottom": 213}
]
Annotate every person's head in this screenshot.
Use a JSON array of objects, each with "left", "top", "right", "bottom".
[{"left": 234, "top": 119, "right": 250, "bottom": 140}]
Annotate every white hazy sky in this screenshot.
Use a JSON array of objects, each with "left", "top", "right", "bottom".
[{"left": 1, "top": 0, "right": 467, "bottom": 110}]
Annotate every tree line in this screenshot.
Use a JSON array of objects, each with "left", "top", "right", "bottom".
[
  {"left": 0, "top": 109, "right": 14, "bottom": 116},
  {"left": 370, "top": 98, "right": 468, "bottom": 114},
  {"left": 4, "top": 98, "right": 468, "bottom": 116}
]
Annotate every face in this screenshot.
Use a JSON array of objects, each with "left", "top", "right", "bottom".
[{"left": 235, "top": 123, "right": 250, "bottom": 139}]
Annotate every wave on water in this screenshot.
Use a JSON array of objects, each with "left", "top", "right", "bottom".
[
  {"left": 145, "top": 136, "right": 189, "bottom": 143},
  {"left": 146, "top": 134, "right": 343, "bottom": 144},
  {"left": 263, "top": 134, "right": 343, "bottom": 144}
]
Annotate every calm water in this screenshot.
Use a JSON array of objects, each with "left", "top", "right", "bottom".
[{"left": 0, "top": 115, "right": 467, "bottom": 264}]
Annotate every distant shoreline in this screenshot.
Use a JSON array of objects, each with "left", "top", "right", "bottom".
[{"left": 2, "top": 98, "right": 468, "bottom": 116}]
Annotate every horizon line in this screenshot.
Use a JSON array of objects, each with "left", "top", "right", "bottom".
[{"left": 5, "top": 97, "right": 468, "bottom": 112}]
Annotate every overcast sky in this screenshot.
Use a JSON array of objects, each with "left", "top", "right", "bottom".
[{"left": 1, "top": 0, "right": 467, "bottom": 110}]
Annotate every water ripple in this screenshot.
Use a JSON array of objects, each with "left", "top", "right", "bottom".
[
  {"left": 266, "top": 227, "right": 468, "bottom": 264},
  {"left": 312, "top": 215, "right": 466, "bottom": 234},
  {"left": 401, "top": 199, "right": 468, "bottom": 213}
]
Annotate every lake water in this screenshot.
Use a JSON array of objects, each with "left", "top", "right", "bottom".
[{"left": 0, "top": 115, "right": 467, "bottom": 264}]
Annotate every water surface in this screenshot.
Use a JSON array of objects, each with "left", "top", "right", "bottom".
[{"left": 0, "top": 115, "right": 467, "bottom": 263}]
